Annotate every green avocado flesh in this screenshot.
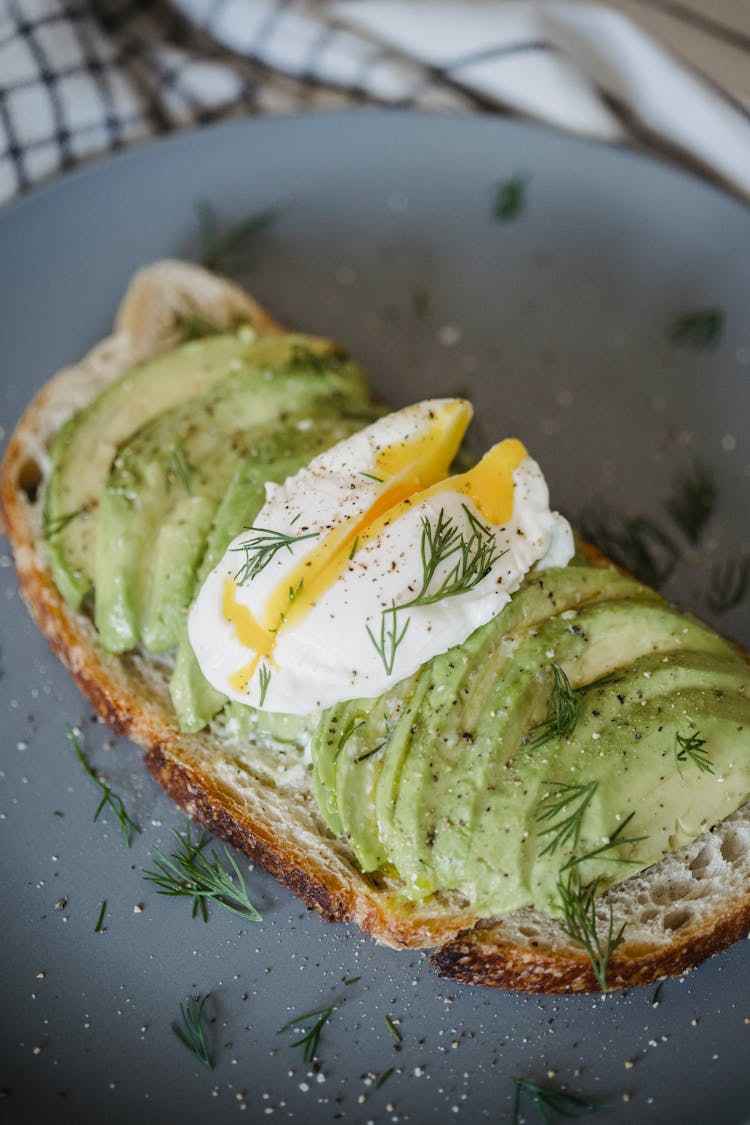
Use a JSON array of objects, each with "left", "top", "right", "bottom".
[
  {"left": 44, "top": 326, "right": 750, "bottom": 920},
  {"left": 44, "top": 327, "right": 381, "bottom": 730},
  {"left": 312, "top": 565, "right": 750, "bottom": 917}
]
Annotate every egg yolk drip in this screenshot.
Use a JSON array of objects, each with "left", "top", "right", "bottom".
[{"left": 222, "top": 402, "right": 527, "bottom": 696}]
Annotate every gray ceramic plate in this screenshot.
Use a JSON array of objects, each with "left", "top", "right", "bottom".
[{"left": 1, "top": 112, "right": 749, "bottom": 1125}]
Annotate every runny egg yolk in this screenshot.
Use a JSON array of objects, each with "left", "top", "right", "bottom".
[{"left": 221, "top": 399, "right": 528, "bottom": 694}]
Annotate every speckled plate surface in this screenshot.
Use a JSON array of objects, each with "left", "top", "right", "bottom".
[{"left": 1, "top": 111, "right": 749, "bottom": 1125}]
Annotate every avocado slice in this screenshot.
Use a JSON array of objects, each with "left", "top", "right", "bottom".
[
  {"left": 93, "top": 339, "right": 375, "bottom": 653},
  {"left": 422, "top": 594, "right": 733, "bottom": 912},
  {"left": 316, "top": 565, "right": 654, "bottom": 886},
  {"left": 44, "top": 330, "right": 266, "bottom": 608},
  {"left": 315, "top": 560, "right": 750, "bottom": 919},
  {"left": 523, "top": 647, "right": 750, "bottom": 912}
]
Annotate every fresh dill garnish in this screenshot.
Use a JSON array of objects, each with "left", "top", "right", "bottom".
[
  {"left": 375, "top": 1067, "right": 395, "bottom": 1089},
  {"left": 257, "top": 663, "right": 271, "bottom": 707},
  {"left": 197, "top": 200, "right": 277, "bottom": 273},
  {"left": 536, "top": 781, "right": 598, "bottom": 858},
  {"left": 143, "top": 820, "right": 262, "bottom": 922},
  {"left": 557, "top": 870, "right": 626, "bottom": 991},
  {"left": 664, "top": 461, "right": 716, "bottom": 543},
  {"left": 336, "top": 717, "right": 367, "bottom": 759},
  {"left": 94, "top": 899, "right": 107, "bottom": 933},
  {"left": 144, "top": 820, "right": 210, "bottom": 920},
  {"left": 349, "top": 536, "right": 360, "bottom": 561},
  {"left": 493, "top": 175, "right": 527, "bottom": 222},
  {"left": 344, "top": 976, "right": 361, "bottom": 986},
  {"left": 66, "top": 724, "right": 140, "bottom": 846},
  {"left": 385, "top": 1015, "right": 402, "bottom": 1042},
  {"left": 670, "top": 307, "right": 723, "bottom": 350},
  {"left": 277, "top": 1001, "right": 341, "bottom": 1063},
  {"left": 577, "top": 502, "right": 679, "bottom": 589},
  {"left": 708, "top": 555, "right": 749, "bottom": 613},
  {"left": 44, "top": 506, "right": 84, "bottom": 539},
  {"left": 231, "top": 525, "right": 320, "bottom": 584},
  {"left": 561, "top": 811, "right": 646, "bottom": 871},
  {"left": 355, "top": 741, "right": 385, "bottom": 763},
  {"left": 675, "top": 730, "right": 713, "bottom": 775},
  {"left": 404, "top": 505, "right": 505, "bottom": 609},
  {"left": 166, "top": 444, "right": 194, "bottom": 494},
  {"left": 172, "top": 993, "right": 213, "bottom": 1069},
  {"left": 360, "top": 471, "right": 385, "bottom": 483},
  {"left": 511, "top": 1076, "right": 600, "bottom": 1123},
  {"left": 526, "top": 664, "right": 580, "bottom": 748},
  {"left": 288, "top": 578, "right": 303, "bottom": 603},
  {"left": 366, "top": 602, "right": 410, "bottom": 675},
  {"left": 651, "top": 981, "right": 665, "bottom": 1006}
]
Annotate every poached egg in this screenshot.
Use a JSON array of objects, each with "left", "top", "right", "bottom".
[{"left": 188, "top": 399, "right": 574, "bottom": 714}]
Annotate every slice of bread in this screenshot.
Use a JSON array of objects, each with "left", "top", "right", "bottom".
[{"left": 2, "top": 261, "right": 749, "bottom": 993}]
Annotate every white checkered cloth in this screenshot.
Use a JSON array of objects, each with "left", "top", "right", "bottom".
[{"left": 2, "top": 0, "right": 750, "bottom": 206}]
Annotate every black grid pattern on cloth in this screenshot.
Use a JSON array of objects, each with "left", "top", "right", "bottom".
[
  {"left": 0, "top": 0, "right": 442, "bottom": 203},
  {"left": 4, "top": 0, "right": 750, "bottom": 206}
]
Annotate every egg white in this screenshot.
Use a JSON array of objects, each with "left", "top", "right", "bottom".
[{"left": 188, "top": 402, "right": 574, "bottom": 714}]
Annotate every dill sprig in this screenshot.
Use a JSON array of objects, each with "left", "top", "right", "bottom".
[
  {"left": 536, "top": 781, "right": 598, "bottom": 858},
  {"left": 708, "top": 555, "right": 749, "bottom": 613},
  {"left": 561, "top": 811, "right": 646, "bottom": 872},
  {"left": 675, "top": 730, "right": 713, "bottom": 775},
  {"left": 143, "top": 821, "right": 262, "bottom": 923},
  {"left": 172, "top": 993, "right": 213, "bottom": 1069},
  {"left": 526, "top": 664, "right": 580, "bottom": 748},
  {"left": 166, "top": 444, "right": 194, "bottom": 494},
  {"left": 577, "top": 502, "right": 679, "bottom": 590},
  {"left": 257, "top": 663, "right": 272, "bottom": 707},
  {"left": 375, "top": 1067, "right": 395, "bottom": 1089},
  {"left": 664, "top": 461, "right": 716, "bottom": 543},
  {"left": 65, "top": 724, "right": 140, "bottom": 846},
  {"left": 231, "top": 525, "right": 320, "bottom": 584},
  {"left": 511, "top": 1076, "right": 600, "bottom": 1123},
  {"left": 526, "top": 670, "right": 622, "bottom": 750},
  {"left": 557, "top": 871, "right": 626, "bottom": 992},
  {"left": 197, "top": 200, "right": 277, "bottom": 273},
  {"left": 366, "top": 602, "right": 410, "bottom": 676},
  {"left": 44, "top": 506, "right": 84, "bottom": 539},
  {"left": 670, "top": 307, "right": 723, "bottom": 350},
  {"left": 404, "top": 505, "right": 505, "bottom": 608},
  {"left": 278, "top": 1001, "right": 341, "bottom": 1063},
  {"left": 94, "top": 899, "right": 107, "bottom": 933},
  {"left": 355, "top": 741, "right": 385, "bottom": 764},
  {"left": 493, "top": 175, "right": 526, "bottom": 222},
  {"left": 365, "top": 505, "right": 504, "bottom": 676},
  {"left": 385, "top": 1015, "right": 402, "bottom": 1042},
  {"left": 336, "top": 717, "right": 367, "bottom": 759}
]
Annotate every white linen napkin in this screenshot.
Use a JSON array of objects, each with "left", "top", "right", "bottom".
[
  {"left": 175, "top": 0, "right": 750, "bottom": 200},
  {"left": 3, "top": 0, "right": 750, "bottom": 205}
]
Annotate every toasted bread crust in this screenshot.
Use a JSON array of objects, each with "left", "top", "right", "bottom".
[
  {"left": 430, "top": 896, "right": 750, "bottom": 993},
  {"left": 3, "top": 261, "right": 749, "bottom": 993}
]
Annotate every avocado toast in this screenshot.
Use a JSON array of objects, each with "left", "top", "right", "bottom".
[{"left": 2, "top": 259, "right": 749, "bottom": 993}]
